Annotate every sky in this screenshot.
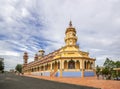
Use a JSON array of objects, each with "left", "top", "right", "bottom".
[{"left": 0, "top": 0, "right": 120, "bottom": 71}]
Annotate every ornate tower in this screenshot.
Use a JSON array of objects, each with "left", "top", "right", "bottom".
[
  {"left": 65, "top": 21, "right": 78, "bottom": 46},
  {"left": 23, "top": 52, "right": 28, "bottom": 66},
  {"left": 38, "top": 50, "right": 45, "bottom": 59},
  {"left": 34, "top": 54, "right": 38, "bottom": 61}
]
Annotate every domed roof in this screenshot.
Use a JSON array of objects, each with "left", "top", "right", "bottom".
[{"left": 65, "top": 21, "right": 76, "bottom": 34}]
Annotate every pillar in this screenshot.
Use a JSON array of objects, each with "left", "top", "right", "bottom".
[
  {"left": 60, "top": 59, "right": 63, "bottom": 77},
  {"left": 81, "top": 59, "right": 84, "bottom": 77},
  {"left": 80, "top": 59, "right": 82, "bottom": 69},
  {"left": 93, "top": 61, "right": 96, "bottom": 75},
  {"left": 62, "top": 60, "right": 64, "bottom": 69}
]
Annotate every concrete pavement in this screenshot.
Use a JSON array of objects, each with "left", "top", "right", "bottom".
[{"left": 0, "top": 73, "right": 99, "bottom": 89}]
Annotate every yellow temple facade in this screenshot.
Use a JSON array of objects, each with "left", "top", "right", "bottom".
[{"left": 22, "top": 21, "right": 96, "bottom": 77}]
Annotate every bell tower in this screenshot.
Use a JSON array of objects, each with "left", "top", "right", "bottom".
[
  {"left": 34, "top": 54, "right": 38, "bottom": 61},
  {"left": 65, "top": 21, "right": 77, "bottom": 46},
  {"left": 23, "top": 52, "right": 28, "bottom": 66},
  {"left": 38, "top": 50, "right": 45, "bottom": 59}
]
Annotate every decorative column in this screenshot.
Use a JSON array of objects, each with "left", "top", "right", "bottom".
[
  {"left": 62, "top": 60, "right": 64, "bottom": 69},
  {"left": 75, "top": 60, "right": 77, "bottom": 71},
  {"left": 60, "top": 59, "right": 63, "bottom": 77},
  {"left": 50, "top": 62, "right": 52, "bottom": 72},
  {"left": 67, "top": 60, "right": 68, "bottom": 70},
  {"left": 93, "top": 61, "right": 96, "bottom": 75},
  {"left": 81, "top": 59, "right": 84, "bottom": 77}
]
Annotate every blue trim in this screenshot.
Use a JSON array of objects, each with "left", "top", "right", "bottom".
[
  {"left": 55, "top": 72, "right": 60, "bottom": 77},
  {"left": 31, "top": 71, "right": 95, "bottom": 77},
  {"left": 62, "top": 71, "right": 81, "bottom": 77},
  {"left": 84, "top": 71, "right": 94, "bottom": 77}
]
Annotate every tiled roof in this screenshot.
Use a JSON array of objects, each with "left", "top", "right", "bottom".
[{"left": 26, "top": 48, "right": 61, "bottom": 67}]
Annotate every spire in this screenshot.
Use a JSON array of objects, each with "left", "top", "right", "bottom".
[
  {"left": 65, "top": 21, "right": 77, "bottom": 46},
  {"left": 69, "top": 20, "right": 72, "bottom": 27}
]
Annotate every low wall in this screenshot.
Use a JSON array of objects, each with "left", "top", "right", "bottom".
[
  {"left": 62, "top": 71, "right": 82, "bottom": 77},
  {"left": 55, "top": 72, "right": 60, "bottom": 77},
  {"left": 30, "top": 71, "right": 95, "bottom": 77},
  {"left": 84, "top": 71, "right": 95, "bottom": 77},
  {"left": 31, "top": 71, "right": 50, "bottom": 76}
]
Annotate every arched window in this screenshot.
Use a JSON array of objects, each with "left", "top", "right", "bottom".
[{"left": 68, "top": 60, "right": 75, "bottom": 69}]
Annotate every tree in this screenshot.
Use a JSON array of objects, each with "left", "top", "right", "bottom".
[
  {"left": 115, "top": 61, "right": 120, "bottom": 68},
  {"left": 102, "top": 58, "right": 112, "bottom": 79},
  {"left": 102, "top": 58, "right": 120, "bottom": 79},
  {"left": 114, "top": 61, "right": 120, "bottom": 77},
  {"left": 103, "top": 58, "right": 115, "bottom": 68},
  {"left": 101, "top": 67, "right": 109, "bottom": 75},
  {"left": 0, "top": 60, "right": 4, "bottom": 73},
  {"left": 96, "top": 65, "right": 101, "bottom": 79},
  {"left": 15, "top": 64, "right": 22, "bottom": 73},
  {"left": 96, "top": 65, "right": 101, "bottom": 74}
]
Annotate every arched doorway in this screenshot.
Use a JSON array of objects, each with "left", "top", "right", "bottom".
[
  {"left": 58, "top": 61, "right": 60, "bottom": 69},
  {"left": 54, "top": 61, "right": 58, "bottom": 71},
  {"left": 45, "top": 64, "right": 48, "bottom": 70},
  {"left": 48, "top": 64, "right": 51, "bottom": 70},
  {"left": 32, "top": 68, "right": 33, "bottom": 72},
  {"left": 68, "top": 60, "right": 75, "bottom": 69},
  {"left": 87, "top": 61, "right": 90, "bottom": 69},
  {"left": 76, "top": 60, "right": 80, "bottom": 69},
  {"left": 90, "top": 62, "right": 93, "bottom": 69},
  {"left": 84, "top": 61, "right": 87, "bottom": 69},
  {"left": 64, "top": 60, "right": 67, "bottom": 69},
  {"left": 52, "top": 63, "right": 54, "bottom": 70},
  {"left": 41, "top": 66, "right": 44, "bottom": 71}
]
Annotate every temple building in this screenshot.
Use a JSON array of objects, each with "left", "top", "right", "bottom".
[{"left": 22, "top": 21, "right": 96, "bottom": 77}]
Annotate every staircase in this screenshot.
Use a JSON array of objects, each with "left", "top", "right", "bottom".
[{"left": 50, "top": 70, "right": 57, "bottom": 77}]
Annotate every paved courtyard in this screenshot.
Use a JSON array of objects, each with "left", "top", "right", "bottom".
[
  {"left": 0, "top": 73, "right": 98, "bottom": 89},
  {"left": 25, "top": 74, "right": 120, "bottom": 89}
]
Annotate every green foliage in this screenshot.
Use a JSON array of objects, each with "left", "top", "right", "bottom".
[
  {"left": 103, "top": 58, "right": 115, "bottom": 68},
  {"left": 102, "top": 58, "right": 120, "bottom": 79},
  {"left": 115, "top": 61, "right": 120, "bottom": 68},
  {"left": 15, "top": 64, "right": 22, "bottom": 73},
  {"left": 0, "top": 60, "right": 4, "bottom": 72},
  {"left": 96, "top": 65, "right": 101, "bottom": 74},
  {"left": 115, "top": 61, "right": 120, "bottom": 77},
  {"left": 101, "top": 67, "right": 109, "bottom": 75}
]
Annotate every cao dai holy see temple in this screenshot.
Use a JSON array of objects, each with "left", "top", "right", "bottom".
[{"left": 23, "top": 21, "right": 96, "bottom": 77}]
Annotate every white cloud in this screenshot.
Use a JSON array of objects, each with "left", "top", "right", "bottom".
[
  {"left": 0, "top": 51, "right": 19, "bottom": 56},
  {"left": 21, "top": 8, "right": 30, "bottom": 17}
]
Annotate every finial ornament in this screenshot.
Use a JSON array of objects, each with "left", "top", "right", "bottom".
[{"left": 69, "top": 21, "right": 72, "bottom": 27}]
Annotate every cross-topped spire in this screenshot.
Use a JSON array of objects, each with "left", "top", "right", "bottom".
[{"left": 69, "top": 20, "right": 72, "bottom": 27}]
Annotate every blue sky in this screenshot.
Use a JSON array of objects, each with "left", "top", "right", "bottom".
[{"left": 0, "top": 0, "right": 120, "bottom": 70}]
